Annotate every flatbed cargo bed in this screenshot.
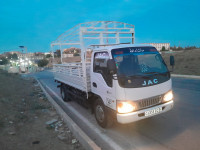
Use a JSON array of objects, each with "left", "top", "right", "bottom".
[{"left": 53, "top": 63, "right": 91, "bottom": 92}]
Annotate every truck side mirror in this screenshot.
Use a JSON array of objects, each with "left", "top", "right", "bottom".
[{"left": 107, "top": 59, "right": 117, "bottom": 75}]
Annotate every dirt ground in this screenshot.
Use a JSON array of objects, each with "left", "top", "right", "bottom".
[
  {"left": 162, "top": 49, "right": 200, "bottom": 76},
  {"left": 0, "top": 70, "right": 84, "bottom": 150}
]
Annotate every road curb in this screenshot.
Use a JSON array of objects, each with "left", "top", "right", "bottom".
[
  {"left": 171, "top": 74, "right": 200, "bottom": 79},
  {"left": 35, "top": 78, "right": 101, "bottom": 150}
]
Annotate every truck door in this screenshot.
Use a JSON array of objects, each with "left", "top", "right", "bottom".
[{"left": 91, "top": 51, "right": 116, "bottom": 110}]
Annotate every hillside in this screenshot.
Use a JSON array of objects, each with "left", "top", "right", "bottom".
[{"left": 162, "top": 49, "right": 200, "bottom": 76}]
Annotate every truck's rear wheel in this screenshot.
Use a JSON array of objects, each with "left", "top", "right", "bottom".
[
  {"left": 94, "top": 99, "right": 113, "bottom": 128},
  {"left": 60, "top": 84, "right": 71, "bottom": 102}
]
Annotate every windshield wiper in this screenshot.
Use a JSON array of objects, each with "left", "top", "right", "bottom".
[{"left": 143, "top": 72, "right": 168, "bottom": 76}]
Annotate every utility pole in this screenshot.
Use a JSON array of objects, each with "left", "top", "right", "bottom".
[{"left": 19, "top": 46, "right": 28, "bottom": 73}]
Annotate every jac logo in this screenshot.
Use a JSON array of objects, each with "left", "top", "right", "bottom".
[{"left": 142, "top": 79, "right": 158, "bottom": 86}]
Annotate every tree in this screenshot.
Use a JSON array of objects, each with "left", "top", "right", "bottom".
[
  {"left": 185, "top": 46, "right": 197, "bottom": 50},
  {"left": 171, "top": 46, "right": 176, "bottom": 50},
  {"left": 34, "top": 52, "right": 39, "bottom": 56},
  {"left": 45, "top": 54, "right": 52, "bottom": 58},
  {"left": 162, "top": 46, "right": 166, "bottom": 51},
  {"left": 37, "top": 59, "right": 49, "bottom": 67},
  {"left": 73, "top": 53, "right": 80, "bottom": 56},
  {"left": 55, "top": 50, "right": 61, "bottom": 57},
  {"left": 5, "top": 53, "right": 18, "bottom": 60},
  {"left": 176, "top": 46, "right": 183, "bottom": 50},
  {"left": 0, "top": 57, "right": 9, "bottom": 65},
  {"left": 6, "top": 53, "right": 12, "bottom": 59},
  {"left": 12, "top": 53, "right": 18, "bottom": 60}
]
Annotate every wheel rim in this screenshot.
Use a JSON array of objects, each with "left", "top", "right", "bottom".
[{"left": 95, "top": 105, "right": 105, "bottom": 123}]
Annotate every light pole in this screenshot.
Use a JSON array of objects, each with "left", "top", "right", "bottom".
[
  {"left": 19, "top": 46, "right": 27, "bottom": 54},
  {"left": 19, "top": 46, "right": 28, "bottom": 72}
]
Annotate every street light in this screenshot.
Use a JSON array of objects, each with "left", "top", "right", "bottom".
[
  {"left": 19, "top": 46, "right": 28, "bottom": 72},
  {"left": 19, "top": 46, "right": 27, "bottom": 55}
]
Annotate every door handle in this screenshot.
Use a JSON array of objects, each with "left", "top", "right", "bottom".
[{"left": 92, "top": 82, "right": 97, "bottom": 88}]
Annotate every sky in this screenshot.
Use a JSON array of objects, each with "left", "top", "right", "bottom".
[{"left": 0, "top": 0, "right": 200, "bottom": 53}]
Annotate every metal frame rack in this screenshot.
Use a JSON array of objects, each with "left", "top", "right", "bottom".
[{"left": 51, "top": 21, "right": 135, "bottom": 96}]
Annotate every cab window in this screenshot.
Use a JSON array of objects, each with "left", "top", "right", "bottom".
[{"left": 93, "top": 52, "right": 112, "bottom": 87}]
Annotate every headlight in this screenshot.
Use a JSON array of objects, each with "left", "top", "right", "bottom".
[
  {"left": 117, "top": 101, "right": 136, "bottom": 114},
  {"left": 163, "top": 90, "right": 173, "bottom": 102}
]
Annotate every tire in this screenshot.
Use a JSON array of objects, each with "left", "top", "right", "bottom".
[
  {"left": 94, "top": 98, "right": 113, "bottom": 128},
  {"left": 60, "top": 84, "right": 71, "bottom": 102}
]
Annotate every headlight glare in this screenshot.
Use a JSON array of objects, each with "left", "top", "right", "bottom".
[
  {"left": 163, "top": 90, "right": 173, "bottom": 102},
  {"left": 117, "top": 101, "right": 135, "bottom": 114}
]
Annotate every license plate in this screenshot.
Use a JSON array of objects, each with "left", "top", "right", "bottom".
[{"left": 145, "top": 107, "right": 162, "bottom": 117}]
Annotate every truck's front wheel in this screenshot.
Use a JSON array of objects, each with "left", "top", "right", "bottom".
[{"left": 94, "top": 99, "right": 113, "bottom": 128}]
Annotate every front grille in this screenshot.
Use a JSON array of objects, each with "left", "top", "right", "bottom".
[{"left": 137, "top": 95, "right": 163, "bottom": 110}]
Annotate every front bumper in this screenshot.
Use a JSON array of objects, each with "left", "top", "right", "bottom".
[{"left": 117, "top": 100, "right": 174, "bottom": 124}]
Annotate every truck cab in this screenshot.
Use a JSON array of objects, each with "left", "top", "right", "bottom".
[{"left": 91, "top": 44, "right": 174, "bottom": 127}]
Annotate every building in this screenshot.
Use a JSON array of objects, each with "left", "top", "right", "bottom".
[
  {"left": 9, "top": 51, "right": 22, "bottom": 55},
  {"left": 18, "top": 52, "right": 44, "bottom": 63},
  {"left": 18, "top": 52, "right": 34, "bottom": 58},
  {"left": 63, "top": 47, "right": 81, "bottom": 54},
  {"left": 63, "top": 54, "right": 74, "bottom": 58},
  {"left": 44, "top": 52, "right": 53, "bottom": 55},
  {"left": 143, "top": 43, "right": 170, "bottom": 51}
]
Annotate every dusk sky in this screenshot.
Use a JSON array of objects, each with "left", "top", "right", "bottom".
[{"left": 0, "top": 0, "right": 199, "bottom": 53}]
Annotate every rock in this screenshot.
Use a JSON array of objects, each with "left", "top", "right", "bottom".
[
  {"left": 8, "top": 131, "right": 16, "bottom": 135},
  {"left": 54, "top": 121, "right": 63, "bottom": 132},
  {"left": 55, "top": 126, "right": 59, "bottom": 132},
  {"left": 58, "top": 133, "right": 72, "bottom": 143},
  {"left": 74, "top": 143, "right": 80, "bottom": 149},
  {"left": 55, "top": 121, "right": 63, "bottom": 127},
  {"left": 58, "top": 134, "right": 67, "bottom": 141},
  {"left": 9, "top": 121, "right": 13, "bottom": 124},
  {"left": 39, "top": 97, "right": 44, "bottom": 100},
  {"left": 46, "top": 119, "right": 58, "bottom": 125},
  {"left": 72, "top": 139, "right": 77, "bottom": 144},
  {"left": 32, "top": 141, "right": 40, "bottom": 144}
]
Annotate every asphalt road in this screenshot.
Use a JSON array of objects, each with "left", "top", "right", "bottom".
[{"left": 32, "top": 70, "right": 200, "bottom": 150}]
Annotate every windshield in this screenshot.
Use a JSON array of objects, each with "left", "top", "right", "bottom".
[{"left": 111, "top": 47, "right": 170, "bottom": 88}]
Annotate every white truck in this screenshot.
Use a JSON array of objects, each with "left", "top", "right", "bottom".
[{"left": 51, "top": 21, "right": 174, "bottom": 128}]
